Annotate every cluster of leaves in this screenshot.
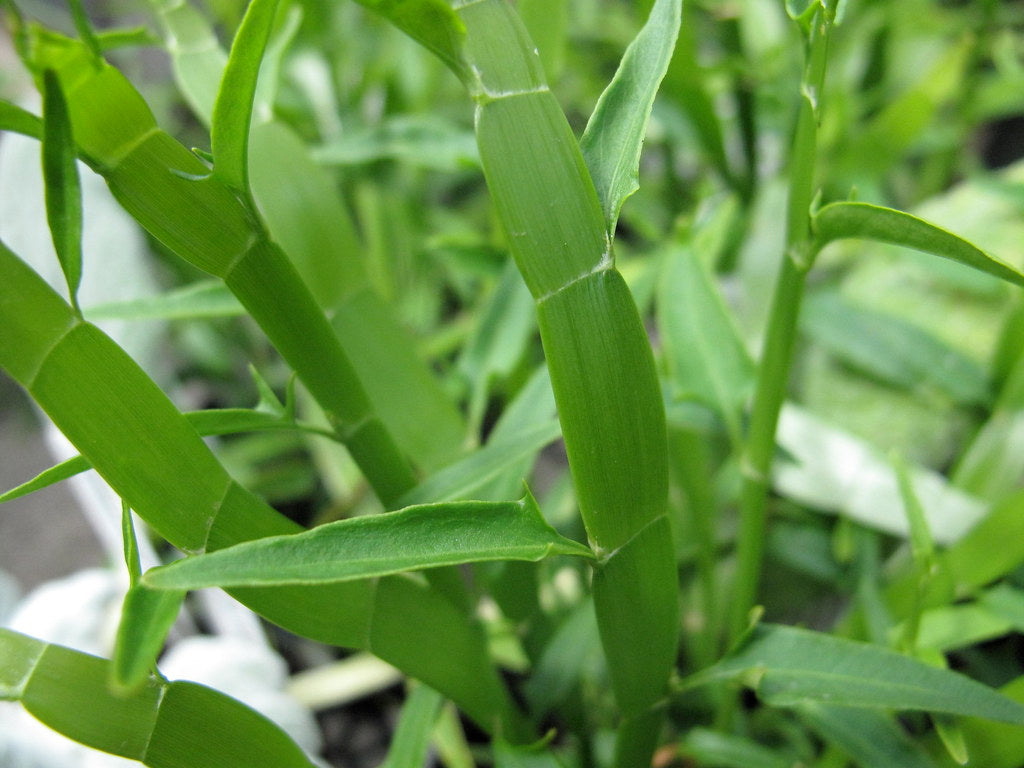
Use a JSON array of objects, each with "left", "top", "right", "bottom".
[{"left": 2, "top": 0, "right": 1024, "bottom": 766}]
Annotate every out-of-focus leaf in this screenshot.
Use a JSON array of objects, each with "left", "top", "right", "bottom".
[
  {"left": 580, "top": 0, "right": 681, "bottom": 233},
  {"left": 459, "top": 259, "right": 536, "bottom": 430},
  {"left": 378, "top": 684, "right": 444, "bottom": 768},
  {"left": 0, "top": 628, "right": 317, "bottom": 767},
  {"left": 797, "top": 704, "right": 937, "bottom": 768},
  {"left": 957, "top": 676, "right": 1024, "bottom": 768},
  {"left": 147, "top": 0, "right": 227, "bottom": 124},
  {"left": 86, "top": 279, "right": 243, "bottom": 320},
  {"left": 41, "top": 69, "right": 83, "bottom": 312},
  {"left": 211, "top": 0, "right": 279, "bottom": 192},
  {"left": 774, "top": 404, "right": 986, "bottom": 544},
  {"left": 144, "top": 492, "right": 592, "bottom": 590},
  {"left": 523, "top": 599, "right": 600, "bottom": 716},
  {"left": 352, "top": 0, "right": 470, "bottom": 84},
  {"left": 313, "top": 114, "right": 479, "bottom": 171},
  {"left": 0, "top": 100, "right": 43, "bottom": 139},
  {"left": 494, "top": 738, "right": 568, "bottom": 768},
  {"left": 658, "top": 244, "right": 754, "bottom": 443},
  {"left": 680, "top": 727, "right": 798, "bottom": 768},
  {"left": 812, "top": 202, "right": 1024, "bottom": 288},
  {"left": 681, "top": 624, "right": 1024, "bottom": 723},
  {"left": 396, "top": 419, "right": 562, "bottom": 507},
  {"left": 802, "top": 291, "right": 991, "bottom": 406}
]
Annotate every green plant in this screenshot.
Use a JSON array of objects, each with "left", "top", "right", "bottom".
[{"left": 3, "top": 0, "right": 1024, "bottom": 766}]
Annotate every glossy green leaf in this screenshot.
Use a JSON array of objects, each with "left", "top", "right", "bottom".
[
  {"left": 86, "top": 279, "right": 243, "bottom": 320},
  {"left": 0, "top": 628, "right": 317, "bottom": 767},
  {"left": 658, "top": 244, "right": 754, "bottom": 444},
  {"left": 41, "top": 69, "right": 83, "bottom": 313},
  {"left": 812, "top": 202, "right": 1024, "bottom": 288},
  {"left": 797, "top": 704, "right": 937, "bottom": 768},
  {"left": 144, "top": 492, "right": 592, "bottom": 590},
  {"left": 211, "top": 0, "right": 279, "bottom": 192},
  {"left": 0, "top": 99, "right": 43, "bottom": 139},
  {"left": 802, "top": 291, "right": 991, "bottom": 407},
  {"left": 379, "top": 685, "right": 444, "bottom": 768},
  {"left": 681, "top": 623, "right": 1024, "bottom": 723},
  {"left": 580, "top": 0, "right": 681, "bottom": 233}
]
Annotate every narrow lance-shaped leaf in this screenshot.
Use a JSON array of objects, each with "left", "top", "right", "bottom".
[
  {"left": 378, "top": 685, "right": 444, "bottom": 768},
  {"left": 143, "top": 491, "right": 592, "bottom": 590},
  {"left": 211, "top": 0, "right": 280, "bottom": 192},
  {"left": 811, "top": 201, "right": 1024, "bottom": 287},
  {"left": 0, "top": 99, "right": 43, "bottom": 139},
  {"left": 0, "top": 628, "right": 318, "bottom": 768},
  {"left": 353, "top": 0, "right": 471, "bottom": 85},
  {"left": 68, "top": 0, "right": 104, "bottom": 62},
  {"left": 41, "top": 70, "right": 83, "bottom": 314},
  {"left": 580, "top": 0, "right": 681, "bottom": 233},
  {"left": 797, "top": 704, "right": 938, "bottom": 768},
  {"left": 679, "top": 623, "right": 1024, "bottom": 723}
]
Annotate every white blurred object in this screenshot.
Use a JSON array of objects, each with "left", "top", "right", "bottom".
[{"left": 159, "top": 636, "right": 325, "bottom": 759}]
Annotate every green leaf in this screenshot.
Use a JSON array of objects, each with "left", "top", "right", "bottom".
[
  {"left": 352, "top": 0, "right": 471, "bottom": 84},
  {"left": 681, "top": 623, "right": 1024, "bottom": 723},
  {"left": 802, "top": 291, "right": 991, "bottom": 407},
  {"left": 112, "top": 584, "right": 186, "bottom": 692},
  {"left": 812, "top": 202, "right": 1024, "bottom": 288},
  {"left": 68, "top": 0, "right": 104, "bottom": 62},
  {"left": 580, "top": 0, "right": 681, "bottom": 233},
  {"left": 494, "top": 737, "right": 568, "bottom": 768},
  {"left": 657, "top": 244, "right": 754, "bottom": 445},
  {"left": 41, "top": 69, "right": 84, "bottom": 314},
  {"left": 797, "top": 704, "right": 937, "bottom": 768},
  {"left": 143, "top": 491, "right": 592, "bottom": 590},
  {"left": 123, "top": 501, "right": 143, "bottom": 586},
  {"left": 312, "top": 114, "right": 479, "bottom": 171},
  {"left": 0, "top": 628, "right": 317, "bottom": 767},
  {"left": 86, "top": 279, "right": 244, "bottom": 320},
  {"left": 211, "top": 0, "right": 280, "bottom": 192},
  {"left": 0, "top": 99, "right": 43, "bottom": 139},
  {"left": 378, "top": 684, "right": 444, "bottom": 768},
  {"left": 0, "top": 453, "right": 90, "bottom": 502},
  {"left": 680, "top": 728, "right": 798, "bottom": 768},
  {"left": 395, "top": 419, "right": 562, "bottom": 507}
]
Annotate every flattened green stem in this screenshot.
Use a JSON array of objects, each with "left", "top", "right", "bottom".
[
  {"left": 26, "top": 33, "right": 416, "bottom": 506},
  {"left": 0, "top": 242, "right": 527, "bottom": 738},
  {"left": 448, "top": 0, "right": 678, "bottom": 758},
  {"left": 727, "top": 4, "right": 834, "bottom": 644}
]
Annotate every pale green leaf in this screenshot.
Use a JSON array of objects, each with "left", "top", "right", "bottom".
[
  {"left": 797, "top": 704, "right": 937, "bottom": 768},
  {"left": 657, "top": 244, "right": 754, "bottom": 444},
  {"left": 580, "top": 0, "right": 681, "bottom": 233},
  {"left": 395, "top": 420, "right": 562, "bottom": 507},
  {"left": 812, "top": 202, "right": 1024, "bottom": 288},
  {"left": 680, "top": 728, "right": 797, "bottom": 768},
  {"left": 41, "top": 69, "right": 83, "bottom": 313},
  {"left": 85, "top": 279, "right": 243, "bottom": 320},
  {"left": 313, "top": 114, "right": 479, "bottom": 171},
  {"left": 352, "top": 0, "right": 470, "bottom": 84},
  {"left": 143, "top": 492, "right": 592, "bottom": 590},
  {"left": 211, "top": 0, "right": 280, "bottom": 192},
  {"left": 802, "top": 291, "right": 991, "bottom": 407},
  {"left": 681, "top": 623, "right": 1024, "bottom": 723},
  {"left": 379, "top": 685, "right": 444, "bottom": 768}
]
